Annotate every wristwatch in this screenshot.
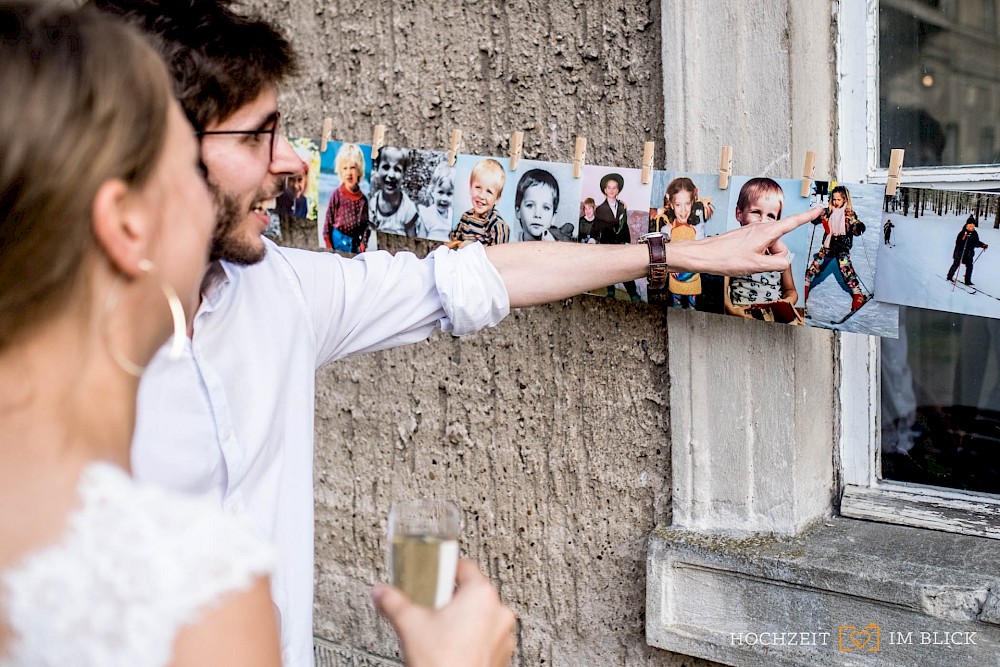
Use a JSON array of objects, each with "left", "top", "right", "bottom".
[{"left": 640, "top": 232, "right": 669, "bottom": 290}]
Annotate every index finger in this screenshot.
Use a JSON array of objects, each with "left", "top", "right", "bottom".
[{"left": 770, "top": 206, "right": 823, "bottom": 236}]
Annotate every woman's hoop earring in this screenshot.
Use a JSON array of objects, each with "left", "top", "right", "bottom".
[
  {"left": 138, "top": 259, "right": 186, "bottom": 362},
  {"left": 103, "top": 260, "right": 187, "bottom": 378}
]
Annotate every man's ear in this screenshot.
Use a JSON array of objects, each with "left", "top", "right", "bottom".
[{"left": 91, "top": 179, "right": 148, "bottom": 278}]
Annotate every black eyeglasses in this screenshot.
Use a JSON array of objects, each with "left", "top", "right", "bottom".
[{"left": 196, "top": 112, "right": 280, "bottom": 163}]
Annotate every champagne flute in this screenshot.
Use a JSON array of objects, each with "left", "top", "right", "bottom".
[{"left": 387, "top": 500, "right": 460, "bottom": 609}]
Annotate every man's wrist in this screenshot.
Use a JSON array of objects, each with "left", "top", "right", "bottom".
[{"left": 640, "top": 232, "right": 669, "bottom": 290}]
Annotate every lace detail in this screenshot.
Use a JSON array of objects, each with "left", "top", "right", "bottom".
[{"left": 1, "top": 462, "right": 275, "bottom": 667}]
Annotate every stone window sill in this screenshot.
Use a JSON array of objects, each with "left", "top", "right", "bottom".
[{"left": 646, "top": 518, "right": 1000, "bottom": 666}]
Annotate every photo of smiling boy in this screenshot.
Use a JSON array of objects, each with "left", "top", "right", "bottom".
[
  {"left": 723, "top": 177, "right": 801, "bottom": 324},
  {"left": 450, "top": 158, "right": 510, "bottom": 247},
  {"left": 369, "top": 146, "right": 419, "bottom": 237}
]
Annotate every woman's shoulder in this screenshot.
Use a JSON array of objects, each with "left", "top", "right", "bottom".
[{"left": 2, "top": 462, "right": 275, "bottom": 667}]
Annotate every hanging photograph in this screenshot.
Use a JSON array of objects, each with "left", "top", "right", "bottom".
[
  {"left": 647, "top": 171, "right": 731, "bottom": 311},
  {"left": 579, "top": 165, "right": 652, "bottom": 302},
  {"left": 876, "top": 187, "right": 1000, "bottom": 320},
  {"left": 413, "top": 159, "right": 455, "bottom": 242},
  {"left": 367, "top": 146, "right": 447, "bottom": 244},
  {"left": 266, "top": 138, "right": 320, "bottom": 243},
  {"left": 492, "top": 159, "right": 584, "bottom": 242},
  {"left": 317, "top": 140, "right": 373, "bottom": 252},
  {"left": 800, "top": 181, "right": 898, "bottom": 337},
  {"left": 450, "top": 154, "right": 516, "bottom": 247},
  {"left": 716, "top": 176, "right": 813, "bottom": 326}
]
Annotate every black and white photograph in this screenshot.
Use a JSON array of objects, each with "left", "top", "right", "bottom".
[
  {"left": 876, "top": 187, "right": 1000, "bottom": 320},
  {"left": 368, "top": 145, "right": 447, "bottom": 241},
  {"left": 495, "top": 159, "right": 583, "bottom": 242}
]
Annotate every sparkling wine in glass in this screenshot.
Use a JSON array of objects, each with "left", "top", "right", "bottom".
[{"left": 388, "top": 500, "right": 460, "bottom": 609}]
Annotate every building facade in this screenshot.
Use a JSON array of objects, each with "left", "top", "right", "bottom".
[{"left": 253, "top": 0, "right": 1000, "bottom": 664}]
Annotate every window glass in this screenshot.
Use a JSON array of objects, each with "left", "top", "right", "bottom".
[
  {"left": 881, "top": 306, "right": 1000, "bottom": 495},
  {"left": 879, "top": 0, "right": 1000, "bottom": 168}
]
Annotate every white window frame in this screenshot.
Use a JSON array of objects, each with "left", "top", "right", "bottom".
[{"left": 836, "top": 0, "right": 1000, "bottom": 539}]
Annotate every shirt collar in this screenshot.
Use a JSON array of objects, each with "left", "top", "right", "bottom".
[{"left": 200, "top": 260, "right": 235, "bottom": 313}]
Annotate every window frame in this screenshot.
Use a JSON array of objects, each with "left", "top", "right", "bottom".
[{"left": 836, "top": 0, "right": 1000, "bottom": 539}]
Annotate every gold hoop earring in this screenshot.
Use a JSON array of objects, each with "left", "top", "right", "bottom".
[
  {"left": 138, "top": 259, "right": 186, "bottom": 362},
  {"left": 103, "top": 260, "right": 187, "bottom": 378}
]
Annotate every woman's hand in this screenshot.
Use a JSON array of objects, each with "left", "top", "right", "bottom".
[{"left": 372, "top": 560, "right": 516, "bottom": 667}]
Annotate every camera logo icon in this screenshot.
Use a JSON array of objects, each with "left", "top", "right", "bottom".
[{"left": 839, "top": 623, "right": 881, "bottom": 652}]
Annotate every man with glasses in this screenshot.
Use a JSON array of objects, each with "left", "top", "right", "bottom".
[{"left": 94, "top": 1, "right": 817, "bottom": 665}]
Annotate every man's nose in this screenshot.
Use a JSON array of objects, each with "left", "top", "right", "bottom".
[{"left": 271, "top": 134, "right": 303, "bottom": 177}]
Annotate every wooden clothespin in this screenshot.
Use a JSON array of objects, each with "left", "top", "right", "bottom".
[
  {"left": 885, "top": 149, "right": 905, "bottom": 197},
  {"left": 447, "top": 129, "right": 463, "bottom": 167},
  {"left": 718, "top": 145, "right": 733, "bottom": 190},
  {"left": 641, "top": 141, "right": 655, "bottom": 184},
  {"left": 799, "top": 150, "right": 817, "bottom": 197},
  {"left": 320, "top": 118, "right": 333, "bottom": 153},
  {"left": 372, "top": 124, "right": 386, "bottom": 157},
  {"left": 572, "top": 137, "right": 587, "bottom": 178},
  {"left": 509, "top": 131, "right": 524, "bottom": 171}
]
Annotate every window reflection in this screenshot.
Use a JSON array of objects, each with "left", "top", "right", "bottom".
[
  {"left": 879, "top": 0, "right": 1000, "bottom": 168},
  {"left": 881, "top": 306, "right": 1000, "bottom": 495}
]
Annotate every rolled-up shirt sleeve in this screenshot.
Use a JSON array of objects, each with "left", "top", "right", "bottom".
[
  {"left": 278, "top": 241, "right": 509, "bottom": 368},
  {"left": 433, "top": 242, "right": 509, "bottom": 335}
]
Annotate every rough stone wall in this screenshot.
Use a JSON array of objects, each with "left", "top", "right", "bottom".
[{"left": 248, "top": 0, "right": 723, "bottom": 665}]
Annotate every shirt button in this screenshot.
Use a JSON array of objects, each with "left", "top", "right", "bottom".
[{"left": 220, "top": 428, "right": 232, "bottom": 440}]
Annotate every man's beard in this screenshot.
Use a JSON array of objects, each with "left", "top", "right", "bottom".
[{"left": 209, "top": 186, "right": 267, "bottom": 265}]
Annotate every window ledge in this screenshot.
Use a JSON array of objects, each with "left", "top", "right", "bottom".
[
  {"left": 646, "top": 518, "right": 1000, "bottom": 666},
  {"left": 842, "top": 483, "right": 1000, "bottom": 540}
]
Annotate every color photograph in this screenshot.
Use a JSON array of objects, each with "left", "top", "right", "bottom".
[
  {"left": 580, "top": 165, "right": 652, "bottom": 302},
  {"left": 265, "top": 138, "right": 319, "bottom": 243},
  {"left": 875, "top": 188, "right": 1000, "bottom": 320},
  {"left": 720, "top": 176, "right": 814, "bottom": 327},
  {"left": 318, "top": 140, "right": 373, "bottom": 252},
  {"left": 647, "top": 171, "right": 731, "bottom": 311},
  {"left": 801, "top": 181, "right": 898, "bottom": 337},
  {"left": 451, "top": 154, "right": 516, "bottom": 247}
]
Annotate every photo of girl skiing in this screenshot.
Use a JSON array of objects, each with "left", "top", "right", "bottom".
[
  {"left": 875, "top": 188, "right": 1000, "bottom": 321},
  {"left": 803, "top": 185, "right": 870, "bottom": 317},
  {"left": 802, "top": 181, "right": 897, "bottom": 336}
]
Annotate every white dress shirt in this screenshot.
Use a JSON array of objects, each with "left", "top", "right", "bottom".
[{"left": 132, "top": 238, "right": 509, "bottom": 667}]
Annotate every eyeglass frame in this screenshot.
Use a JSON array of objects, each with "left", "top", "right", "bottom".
[{"left": 195, "top": 111, "right": 281, "bottom": 163}]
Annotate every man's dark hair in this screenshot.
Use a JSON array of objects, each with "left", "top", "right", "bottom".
[{"left": 91, "top": 0, "right": 297, "bottom": 129}]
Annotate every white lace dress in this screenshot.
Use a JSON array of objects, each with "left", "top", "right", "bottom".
[{"left": 0, "top": 462, "right": 276, "bottom": 667}]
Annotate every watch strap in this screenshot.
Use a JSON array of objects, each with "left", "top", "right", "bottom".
[{"left": 645, "top": 234, "right": 668, "bottom": 290}]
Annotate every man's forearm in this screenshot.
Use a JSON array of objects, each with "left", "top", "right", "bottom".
[
  {"left": 485, "top": 242, "right": 646, "bottom": 308},
  {"left": 485, "top": 207, "right": 823, "bottom": 309}
]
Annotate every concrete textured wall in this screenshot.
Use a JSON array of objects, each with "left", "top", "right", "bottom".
[{"left": 245, "top": 0, "right": 836, "bottom": 665}]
